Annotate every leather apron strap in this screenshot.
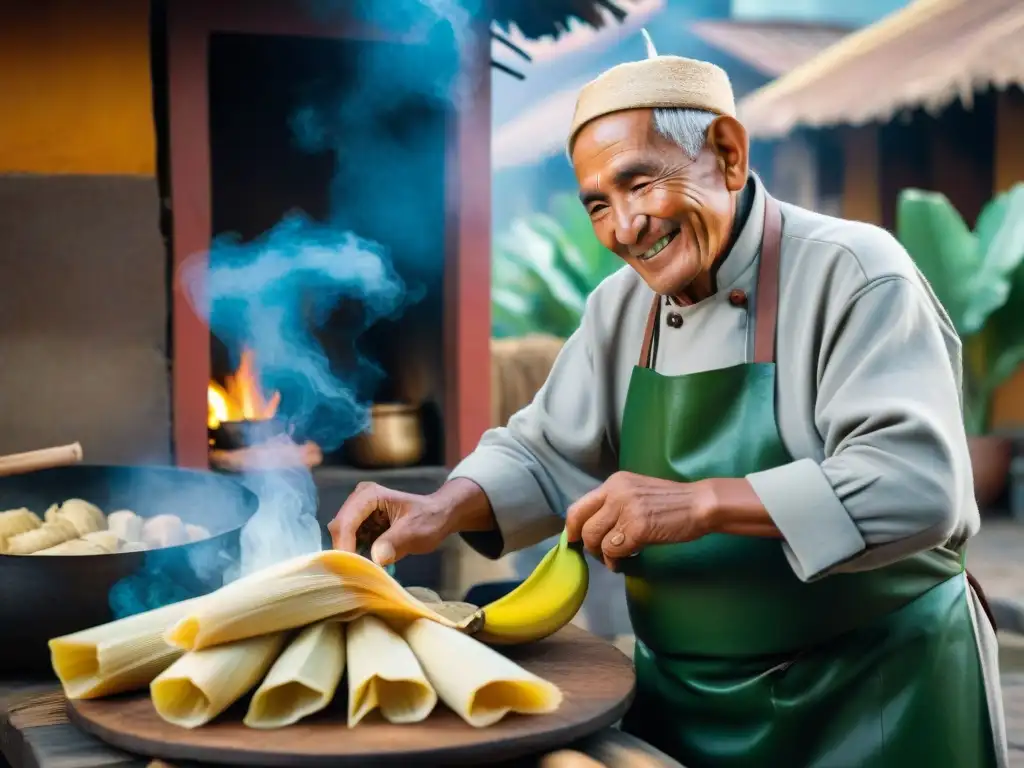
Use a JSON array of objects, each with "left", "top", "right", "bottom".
[
  {"left": 967, "top": 569, "right": 998, "bottom": 630},
  {"left": 753, "top": 194, "right": 783, "bottom": 364},
  {"left": 637, "top": 298, "right": 660, "bottom": 369},
  {"left": 637, "top": 193, "right": 784, "bottom": 369}
]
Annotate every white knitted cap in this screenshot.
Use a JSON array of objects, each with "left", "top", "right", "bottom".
[{"left": 567, "top": 31, "right": 736, "bottom": 153}]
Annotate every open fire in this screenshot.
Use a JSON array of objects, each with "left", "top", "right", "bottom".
[
  {"left": 207, "top": 349, "right": 322, "bottom": 472},
  {"left": 208, "top": 348, "right": 280, "bottom": 430}
]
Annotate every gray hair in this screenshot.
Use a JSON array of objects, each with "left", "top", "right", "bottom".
[
  {"left": 652, "top": 108, "right": 717, "bottom": 157},
  {"left": 568, "top": 107, "right": 717, "bottom": 160}
]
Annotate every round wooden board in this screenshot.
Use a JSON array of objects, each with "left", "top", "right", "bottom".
[{"left": 68, "top": 625, "right": 636, "bottom": 766}]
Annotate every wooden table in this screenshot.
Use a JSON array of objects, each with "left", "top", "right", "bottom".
[{"left": 0, "top": 678, "right": 681, "bottom": 768}]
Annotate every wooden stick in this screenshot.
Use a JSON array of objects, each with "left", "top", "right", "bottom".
[
  {"left": 0, "top": 443, "right": 84, "bottom": 478},
  {"left": 490, "top": 29, "right": 532, "bottom": 62}
]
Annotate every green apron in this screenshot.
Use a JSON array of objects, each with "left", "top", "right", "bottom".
[{"left": 616, "top": 194, "right": 998, "bottom": 767}]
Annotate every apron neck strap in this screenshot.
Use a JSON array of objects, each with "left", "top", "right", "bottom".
[
  {"left": 753, "top": 194, "right": 783, "bottom": 365},
  {"left": 638, "top": 298, "right": 660, "bottom": 369},
  {"left": 636, "top": 193, "right": 785, "bottom": 369}
]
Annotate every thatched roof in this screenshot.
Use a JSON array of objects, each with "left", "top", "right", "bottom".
[
  {"left": 738, "top": 0, "right": 1024, "bottom": 139},
  {"left": 689, "top": 20, "right": 850, "bottom": 79}
]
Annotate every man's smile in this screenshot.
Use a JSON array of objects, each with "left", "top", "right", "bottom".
[{"left": 637, "top": 228, "right": 680, "bottom": 261}]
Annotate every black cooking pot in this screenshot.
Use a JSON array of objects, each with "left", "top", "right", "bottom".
[{"left": 0, "top": 464, "right": 258, "bottom": 672}]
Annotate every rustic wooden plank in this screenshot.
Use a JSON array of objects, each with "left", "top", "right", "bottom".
[
  {"left": 0, "top": 683, "right": 62, "bottom": 768},
  {"left": 20, "top": 724, "right": 145, "bottom": 768},
  {"left": 1, "top": 689, "right": 144, "bottom": 768},
  {"left": 0, "top": 684, "right": 59, "bottom": 719}
]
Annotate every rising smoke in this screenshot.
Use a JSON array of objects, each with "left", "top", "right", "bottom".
[
  {"left": 183, "top": 221, "right": 410, "bottom": 577},
  {"left": 204, "top": 0, "right": 477, "bottom": 577},
  {"left": 109, "top": 0, "right": 479, "bottom": 616}
]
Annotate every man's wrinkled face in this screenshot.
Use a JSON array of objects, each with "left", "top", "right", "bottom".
[{"left": 572, "top": 109, "right": 736, "bottom": 297}]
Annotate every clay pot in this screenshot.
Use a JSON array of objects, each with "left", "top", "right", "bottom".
[
  {"left": 968, "top": 435, "right": 1013, "bottom": 509},
  {"left": 345, "top": 403, "right": 425, "bottom": 469}
]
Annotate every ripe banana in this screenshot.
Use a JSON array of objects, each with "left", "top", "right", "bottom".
[{"left": 474, "top": 528, "right": 589, "bottom": 645}]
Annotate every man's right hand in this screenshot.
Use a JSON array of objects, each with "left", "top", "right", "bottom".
[{"left": 328, "top": 478, "right": 495, "bottom": 567}]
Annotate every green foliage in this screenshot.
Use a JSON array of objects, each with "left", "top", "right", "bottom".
[
  {"left": 492, "top": 194, "right": 622, "bottom": 340},
  {"left": 896, "top": 184, "right": 1024, "bottom": 434}
]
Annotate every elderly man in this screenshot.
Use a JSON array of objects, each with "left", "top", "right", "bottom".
[{"left": 331, "top": 45, "right": 1006, "bottom": 767}]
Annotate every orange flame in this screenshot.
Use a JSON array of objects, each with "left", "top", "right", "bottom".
[{"left": 208, "top": 349, "right": 281, "bottom": 429}]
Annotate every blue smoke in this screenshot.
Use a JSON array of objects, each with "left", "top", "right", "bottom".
[
  {"left": 185, "top": 219, "right": 408, "bottom": 449},
  {"left": 110, "top": 0, "right": 480, "bottom": 617},
  {"left": 192, "top": 0, "right": 477, "bottom": 570},
  {"left": 188, "top": 0, "right": 479, "bottom": 448}
]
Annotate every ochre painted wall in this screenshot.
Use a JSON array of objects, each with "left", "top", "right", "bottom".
[
  {"left": 0, "top": 0, "right": 155, "bottom": 176},
  {"left": 990, "top": 88, "right": 1024, "bottom": 430}
]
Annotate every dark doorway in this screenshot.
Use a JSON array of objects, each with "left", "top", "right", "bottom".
[
  {"left": 879, "top": 92, "right": 996, "bottom": 231},
  {"left": 207, "top": 32, "right": 448, "bottom": 466}
]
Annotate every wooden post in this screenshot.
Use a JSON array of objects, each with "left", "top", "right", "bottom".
[
  {"left": 165, "top": 0, "right": 211, "bottom": 468},
  {"left": 989, "top": 87, "right": 1024, "bottom": 430},
  {"left": 445, "top": 17, "right": 492, "bottom": 466},
  {"left": 993, "top": 87, "right": 1024, "bottom": 194},
  {"left": 841, "top": 126, "right": 882, "bottom": 225}
]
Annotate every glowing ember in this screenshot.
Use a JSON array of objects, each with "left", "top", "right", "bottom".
[{"left": 208, "top": 349, "right": 281, "bottom": 430}]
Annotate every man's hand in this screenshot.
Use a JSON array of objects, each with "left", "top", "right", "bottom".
[
  {"left": 566, "top": 473, "right": 782, "bottom": 569},
  {"left": 328, "top": 478, "right": 494, "bottom": 567},
  {"left": 565, "top": 471, "right": 718, "bottom": 569}
]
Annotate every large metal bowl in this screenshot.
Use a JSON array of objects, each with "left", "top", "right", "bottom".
[{"left": 0, "top": 464, "right": 258, "bottom": 672}]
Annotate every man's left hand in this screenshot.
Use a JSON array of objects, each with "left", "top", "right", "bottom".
[{"left": 565, "top": 471, "right": 717, "bottom": 569}]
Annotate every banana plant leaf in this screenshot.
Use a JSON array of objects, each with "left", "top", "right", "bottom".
[
  {"left": 968, "top": 259, "right": 1024, "bottom": 433},
  {"left": 548, "top": 194, "right": 623, "bottom": 290},
  {"left": 963, "top": 184, "right": 1024, "bottom": 334},
  {"left": 896, "top": 190, "right": 980, "bottom": 337},
  {"left": 502, "top": 219, "right": 587, "bottom": 315},
  {"left": 492, "top": 195, "right": 623, "bottom": 340},
  {"left": 896, "top": 184, "right": 1024, "bottom": 434},
  {"left": 492, "top": 288, "right": 540, "bottom": 338}
]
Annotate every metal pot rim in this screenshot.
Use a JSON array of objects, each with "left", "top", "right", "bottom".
[{"left": 370, "top": 402, "right": 420, "bottom": 416}]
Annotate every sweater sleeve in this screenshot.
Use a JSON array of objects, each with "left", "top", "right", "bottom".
[
  {"left": 746, "top": 275, "right": 974, "bottom": 581},
  {"left": 449, "top": 294, "right": 619, "bottom": 559}
]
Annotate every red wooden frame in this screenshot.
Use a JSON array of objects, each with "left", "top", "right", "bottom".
[{"left": 166, "top": 0, "right": 491, "bottom": 469}]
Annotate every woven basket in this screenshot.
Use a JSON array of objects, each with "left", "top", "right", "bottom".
[{"left": 489, "top": 334, "right": 566, "bottom": 427}]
